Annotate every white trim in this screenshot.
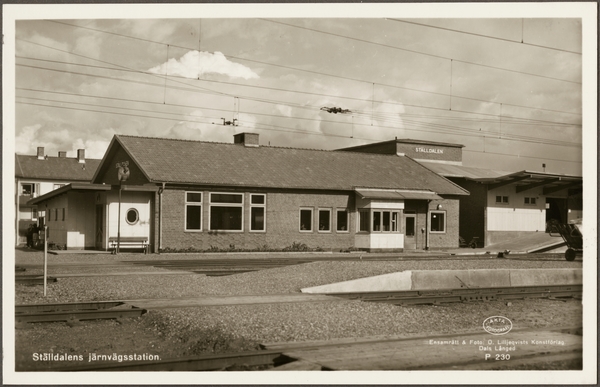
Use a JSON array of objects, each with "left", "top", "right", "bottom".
[
  {"left": 336, "top": 208, "right": 349, "bottom": 233},
  {"left": 429, "top": 210, "right": 446, "bottom": 233},
  {"left": 317, "top": 208, "right": 332, "bottom": 233},
  {"left": 249, "top": 193, "right": 266, "bottom": 232},
  {"left": 299, "top": 207, "right": 313, "bottom": 232},
  {"left": 209, "top": 192, "right": 244, "bottom": 232},
  {"left": 184, "top": 191, "right": 203, "bottom": 232}
]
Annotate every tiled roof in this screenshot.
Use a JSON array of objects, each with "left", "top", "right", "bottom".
[
  {"left": 15, "top": 155, "right": 101, "bottom": 181},
  {"left": 109, "top": 135, "right": 468, "bottom": 195}
]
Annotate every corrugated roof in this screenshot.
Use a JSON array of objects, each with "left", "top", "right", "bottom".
[
  {"left": 15, "top": 155, "right": 101, "bottom": 181},
  {"left": 418, "top": 161, "right": 511, "bottom": 180},
  {"left": 108, "top": 135, "right": 468, "bottom": 195}
]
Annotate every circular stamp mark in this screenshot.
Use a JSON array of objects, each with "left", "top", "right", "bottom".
[{"left": 483, "top": 316, "right": 513, "bottom": 335}]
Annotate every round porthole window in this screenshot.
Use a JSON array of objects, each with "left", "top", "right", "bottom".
[{"left": 126, "top": 208, "right": 139, "bottom": 225}]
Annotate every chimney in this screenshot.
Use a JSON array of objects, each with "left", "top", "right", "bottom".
[
  {"left": 58, "top": 151, "right": 67, "bottom": 158},
  {"left": 233, "top": 132, "right": 259, "bottom": 147},
  {"left": 37, "top": 147, "right": 44, "bottom": 160},
  {"left": 77, "top": 149, "right": 85, "bottom": 163}
]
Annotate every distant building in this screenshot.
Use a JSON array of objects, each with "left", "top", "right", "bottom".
[
  {"left": 29, "top": 133, "right": 468, "bottom": 252},
  {"left": 15, "top": 147, "right": 100, "bottom": 246},
  {"left": 340, "top": 139, "right": 583, "bottom": 247}
]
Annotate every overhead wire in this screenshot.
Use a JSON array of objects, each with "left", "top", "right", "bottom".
[
  {"left": 17, "top": 20, "right": 583, "bottom": 163},
  {"left": 42, "top": 20, "right": 582, "bottom": 118}
]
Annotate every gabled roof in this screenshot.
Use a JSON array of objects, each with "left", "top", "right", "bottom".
[
  {"left": 15, "top": 155, "right": 101, "bottom": 181},
  {"left": 93, "top": 135, "right": 468, "bottom": 195}
]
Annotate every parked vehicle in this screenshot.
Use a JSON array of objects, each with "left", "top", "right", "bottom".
[{"left": 550, "top": 218, "right": 583, "bottom": 261}]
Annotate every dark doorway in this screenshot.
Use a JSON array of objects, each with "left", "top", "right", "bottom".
[
  {"left": 95, "top": 205, "right": 104, "bottom": 249},
  {"left": 404, "top": 212, "right": 416, "bottom": 250}
]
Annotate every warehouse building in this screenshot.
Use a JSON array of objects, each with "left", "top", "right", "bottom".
[
  {"left": 341, "top": 138, "right": 583, "bottom": 247},
  {"left": 29, "top": 133, "right": 468, "bottom": 252}
]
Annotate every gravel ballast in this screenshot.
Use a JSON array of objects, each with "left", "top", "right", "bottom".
[{"left": 13, "top": 250, "right": 583, "bottom": 371}]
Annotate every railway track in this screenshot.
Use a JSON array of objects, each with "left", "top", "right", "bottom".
[
  {"left": 16, "top": 301, "right": 146, "bottom": 327},
  {"left": 35, "top": 326, "right": 582, "bottom": 371}
]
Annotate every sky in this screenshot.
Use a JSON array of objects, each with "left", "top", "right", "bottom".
[{"left": 9, "top": 5, "right": 591, "bottom": 177}]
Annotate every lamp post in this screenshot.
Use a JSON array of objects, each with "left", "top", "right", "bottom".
[{"left": 115, "top": 161, "right": 130, "bottom": 254}]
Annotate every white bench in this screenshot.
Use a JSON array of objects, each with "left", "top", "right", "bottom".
[{"left": 108, "top": 237, "right": 148, "bottom": 254}]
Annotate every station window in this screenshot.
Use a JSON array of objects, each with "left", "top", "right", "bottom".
[
  {"left": 126, "top": 208, "right": 139, "bottom": 225},
  {"left": 358, "top": 209, "right": 370, "bottom": 232},
  {"left": 300, "top": 208, "right": 313, "bottom": 232},
  {"left": 210, "top": 193, "right": 243, "bottom": 231},
  {"left": 318, "top": 209, "right": 331, "bottom": 232},
  {"left": 495, "top": 195, "right": 509, "bottom": 204},
  {"left": 524, "top": 197, "right": 537, "bottom": 205},
  {"left": 185, "top": 191, "right": 202, "bottom": 231},
  {"left": 336, "top": 209, "right": 349, "bottom": 232},
  {"left": 430, "top": 211, "right": 446, "bottom": 233},
  {"left": 61, "top": 208, "right": 65, "bottom": 221},
  {"left": 32, "top": 208, "right": 38, "bottom": 220},
  {"left": 372, "top": 210, "right": 400, "bottom": 232},
  {"left": 250, "top": 194, "right": 266, "bottom": 232}
]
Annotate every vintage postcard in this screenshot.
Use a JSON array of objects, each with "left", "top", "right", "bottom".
[{"left": 3, "top": 2, "right": 597, "bottom": 385}]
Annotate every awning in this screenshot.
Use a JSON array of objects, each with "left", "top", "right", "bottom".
[{"left": 355, "top": 188, "right": 443, "bottom": 200}]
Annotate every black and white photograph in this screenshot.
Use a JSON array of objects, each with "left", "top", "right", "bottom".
[{"left": 3, "top": 2, "right": 597, "bottom": 384}]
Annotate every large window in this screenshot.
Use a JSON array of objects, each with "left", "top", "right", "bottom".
[
  {"left": 430, "top": 211, "right": 446, "bottom": 233},
  {"left": 210, "top": 193, "right": 243, "bottom": 231},
  {"left": 372, "top": 210, "right": 400, "bottom": 232},
  {"left": 358, "top": 209, "right": 370, "bottom": 232},
  {"left": 318, "top": 209, "right": 331, "bottom": 232},
  {"left": 300, "top": 208, "right": 313, "bottom": 232},
  {"left": 185, "top": 192, "right": 202, "bottom": 231},
  {"left": 336, "top": 209, "right": 349, "bottom": 232},
  {"left": 250, "top": 194, "right": 266, "bottom": 232}
]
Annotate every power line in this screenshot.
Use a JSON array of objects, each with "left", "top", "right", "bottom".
[
  {"left": 41, "top": 21, "right": 583, "bottom": 117},
  {"left": 260, "top": 18, "right": 581, "bottom": 85},
  {"left": 16, "top": 93, "right": 581, "bottom": 150},
  {"left": 17, "top": 56, "right": 582, "bottom": 125},
  {"left": 387, "top": 18, "right": 582, "bottom": 55}
]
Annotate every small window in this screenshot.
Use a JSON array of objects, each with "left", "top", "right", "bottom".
[
  {"left": 496, "top": 195, "right": 509, "bottom": 204},
  {"left": 185, "top": 191, "right": 202, "bottom": 231},
  {"left": 358, "top": 209, "right": 370, "bottom": 232},
  {"left": 21, "top": 184, "right": 32, "bottom": 195},
  {"left": 250, "top": 194, "right": 266, "bottom": 232},
  {"left": 524, "top": 197, "right": 537, "bottom": 205},
  {"left": 251, "top": 195, "right": 265, "bottom": 205},
  {"left": 54, "top": 208, "right": 58, "bottom": 221},
  {"left": 32, "top": 208, "right": 38, "bottom": 220},
  {"left": 318, "top": 209, "right": 331, "bottom": 232},
  {"left": 430, "top": 211, "right": 446, "bottom": 233},
  {"left": 300, "top": 208, "right": 313, "bottom": 232},
  {"left": 336, "top": 209, "right": 348, "bottom": 232},
  {"left": 126, "top": 208, "right": 139, "bottom": 225},
  {"left": 62, "top": 208, "right": 65, "bottom": 221}
]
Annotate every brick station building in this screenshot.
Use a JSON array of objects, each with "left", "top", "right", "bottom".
[
  {"left": 29, "top": 133, "right": 468, "bottom": 252},
  {"left": 341, "top": 138, "right": 583, "bottom": 247}
]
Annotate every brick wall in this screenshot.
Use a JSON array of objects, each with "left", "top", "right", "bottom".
[
  {"left": 404, "top": 197, "right": 460, "bottom": 250},
  {"left": 159, "top": 188, "right": 356, "bottom": 251}
]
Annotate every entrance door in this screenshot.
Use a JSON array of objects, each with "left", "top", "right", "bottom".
[
  {"left": 95, "top": 205, "right": 104, "bottom": 249},
  {"left": 404, "top": 212, "right": 416, "bottom": 249}
]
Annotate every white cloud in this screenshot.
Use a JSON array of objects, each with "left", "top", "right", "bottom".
[
  {"left": 71, "top": 138, "right": 110, "bottom": 159},
  {"left": 15, "top": 124, "right": 42, "bottom": 154},
  {"left": 148, "top": 50, "right": 259, "bottom": 80}
]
